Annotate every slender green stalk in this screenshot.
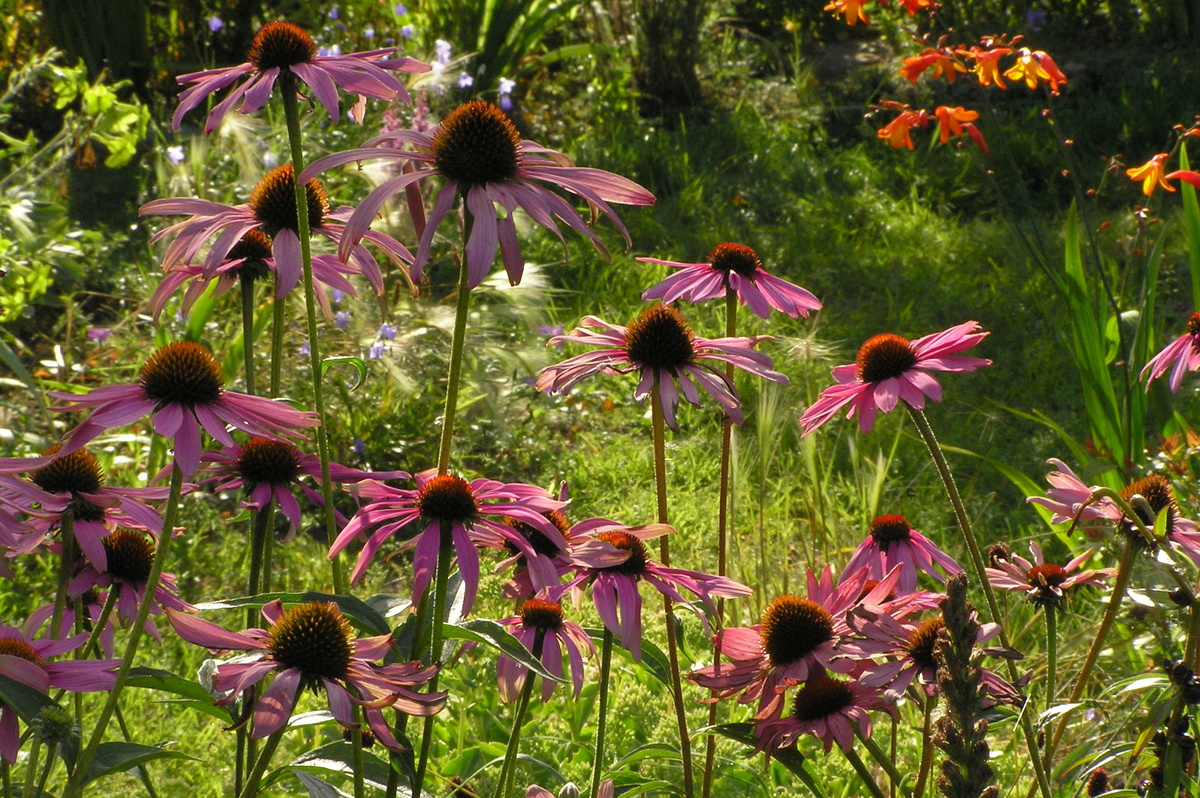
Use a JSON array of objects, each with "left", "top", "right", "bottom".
[
  {"left": 843, "top": 747, "right": 886, "bottom": 798},
  {"left": 21, "top": 741, "right": 39, "bottom": 798},
  {"left": 32, "top": 744, "right": 54, "bottom": 798},
  {"left": 590, "top": 629, "right": 614, "bottom": 798},
  {"left": 1048, "top": 538, "right": 1136, "bottom": 756},
  {"left": 247, "top": 505, "right": 274, "bottom": 628},
  {"left": 857, "top": 729, "right": 904, "bottom": 790},
  {"left": 702, "top": 289, "right": 738, "bottom": 798},
  {"left": 436, "top": 206, "right": 474, "bottom": 476},
  {"left": 62, "top": 464, "right": 186, "bottom": 798},
  {"left": 269, "top": 283, "right": 285, "bottom": 398},
  {"left": 495, "top": 630, "right": 547, "bottom": 798},
  {"left": 237, "top": 726, "right": 286, "bottom": 798},
  {"left": 235, "top": 728, "right": 246, "bottom": 798},
  {"left": 279, "top": 70, "right": 346, "bottom": 596},
  {"left": 114, "top": 704, "right": 162, "bottom": 798},
  {"left": 913, "top": 693, "right": 936, "bottom": 798},
  {"left": 1044, "top": 605, "right": 1057, "bottom": 714},
  {"left": 351, "top": 713, "right": 366, "bottom": 798},
  {"left": 240, "top": 272, "right": 258, "bottom": 395},
  {"left": 50, "top": 514, "right": 77, "bottom": 638},
  {"left": 1188, "top": 587, "right": 1200, "bottom": 668},
  {"left": 413, "top": 528, "right": 453, "bottom": 797},
  {"left": 650, "top": 379, "right": 695, "bottom": 798},
  {"left": 904, "top": 405, "right": 1053, "bottom": 798},
  {"left": 1, "top": 758, "right": 10, "bottom": 798}
]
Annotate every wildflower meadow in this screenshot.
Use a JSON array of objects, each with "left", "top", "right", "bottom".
[{"left": 2, "top": 1, "right": 1200, "bottom": 797}]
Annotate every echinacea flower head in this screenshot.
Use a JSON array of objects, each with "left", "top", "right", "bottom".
[
  {"left": 68, "top": 529, "right": 190, "bottom": 640},
  {"left": 49, "top": 341, "right": 319, "bottom": 476},
  {"left": 168, "top": 601, "right": 444, "bottom": 747},
  {"left": 986, "top": 542, "right": 1114, "bottom": 609},
  {"left": 754, "top": 672, "right": 892, "bottom": 754},
  {"left": 535, "top": 304, "right": 789, "bottom": 430},
  {"left": 200, "top": 438, "right": 405, "bottom": 537},
  {"left": 146, "top": 229, "right": 361, "bottom": 321},
  {"left": 639, "top": 243, "right": 822, "bottom": 320},
  {"left": 689, "top": 567, "right": 897, "bottom": 719},
  {"left": 0, "top": 446, "right": 169, "bottom": 571},
  {"left": 172, "top": 21, "right": 430, "bottom": 133},
  {"left": 141, "top": 163, "right": 413, "bottom": 299},
  {"left": 1141, "top": 312, "right": 1200, "bottom": 392},
  {"left": 1118, "top": 474, "right": 1200, "bottom": 563},
  {"left": 558, "top": 523, "right": 751, "bottom": 660},
  {"left": 331, "top": 470, "right": 565, "bottom": 612},
  {"left": 798, "top": 321, "right": 990, "bottom": 437},
  {"left": 841, "top": 514, "right": 962, "bottom": 594},
  {"left": 0, "top": 621, "right": 119, "bottom": 762},
  {"left": 497, "top": 597, "right": 594, "bottom": 702},
  {"left": 299, "top": 100, "right": 655, "bottom": 289},
  {"left": 1127, "top": 153, "right": 1174, "bottom": 196}
]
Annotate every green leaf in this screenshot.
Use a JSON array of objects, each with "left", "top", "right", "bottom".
[
  {"left": 289, "top": 741, "right": 394, "bottom": 791},
  {"left": 0, "top": 674, "right": 59, "bottom": 724},
  {"left": 710, "top": 723, "right": 827, "bottom": 798},
  {"left": 444, "top": 619, "right": 563, "bottom": 681},
  {"left": 0, "top": 336, "right": 44, "bottom": 410},
  {"left": 584, "top": 627, "right": 671, "bottom": 686},
  {"left": 83, "top": 741, "right": 194, "bottom": 784},
  {"left": 321, "top": 356, "right": 367, "bottom": 390},
  {"left": 291, "top": 770, "right": 352, "bottom": 798},
  {"left": 193, "top": 592, "right": 392, "bottom": 636},
  {"left": 125, "top": 667, "right": 233, "bottom": 723}
]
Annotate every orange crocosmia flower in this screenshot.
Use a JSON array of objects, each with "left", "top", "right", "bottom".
[
  {"left": 1126, "top": 153, "right": 1174, "bottom": 196},
  {"left": 963, "top": 123, "right": 989, "bottom": 154},
  {"left": 900, "top": 49, "right": 965, "bottom": 84},
  {"left": 825, "top": 0, "right": 871, "bottom": 25},
  {"left": 1004, "top": 48, "right": 1069, "bottom": 91},
  {"left": 967, "top": 46, "right": 1012, "bottom": 88},
  {"left": 878, "top": 110, "right": 929, "bottom": 150},
  {"left": 1166, "top": 171, "right": 1200, "bottom": 190},
  {"left": 934, "top": 106, "right": 979, "bottom": 143},
  {"left": 897, "top": 0, "right": 935, "bottom": 15}
]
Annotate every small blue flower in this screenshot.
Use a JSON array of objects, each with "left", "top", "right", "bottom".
[
  {"left": 498, "top": 77, "right": 516, "bottom": 95},
  {"left": 394, "top": 2, "right": 408, "bottom": 15},
  {"left": 328, "top": 4, "right": 339, "bottom": 19},
  {"left": 166, "top": 145, "right": 185, "bottom": 165},
  {"left": 458, "top": 73, "right": 474, "bottom": 89},
  {"left": 368, "top": 342, "right": 386, "bottom": 360},
  {"left": 500, "top": 96, "right": 513, "bottom": 111},
  {"left": 300, "top": 341, "right": 311, "bottom": 356},
  {"left": 435, "top": 39, "right": 452, "bottom": 65},
  {"left": 331, "top": 289, "right": 346, "bottom": 305},
  {"left": 364, "top": 27, "right": 375, "bottom": 39},
  {"left": 379, "top": 323, "right": 397, "bottom": 340},
  {"left": 208, "top": 16, "right": 224, "bottom": 32},
  {"left": 87, "top": 328, "right": 113, "bottom": 343},
  {"left": 400, "top": 25, "right": 414, "bottom": 39},
  {"left": 262, "top": 150, "right": 278, "bottom": 169},
  {"left": 335, "top": 311, "right": 351, "bottom": 329},
  {"left": 353, "top": 438, "right": 366, "bottom": 454}
]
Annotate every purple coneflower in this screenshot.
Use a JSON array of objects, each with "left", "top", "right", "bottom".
[
  {"left": 26, "top": 589, "right": 114, "bottom": 657},
  {"left": 330, "top": 470, "right": 565, "bottom": 612},
  {"left": 528, "top": 781, "right": 612, "bottom": 798},
  {"left": 200, "top": 438, "right": 404, "bottom": 537},
  {"left": 1026, "top": 458, "right": 1113, "bottom": 526},
  {"left": 172, "top": 21, "right": 430, "bottom": 133},
  {"left": 167, "top": 600, "right": 444, "bottom": 747},
  {"left": 141, "top": 164, "right": 412, "bottom": 299},
  {"left": 299, "top": 100, "right": 655, "bottom": 289},
  {"left": 0, "top": 447, "right": 169, "bottom": 571},
  {"left": 986, "top": 542, "right": 1114, "bottom": 609},
  {"left": 841, "top": 514, "right": 962, "bottom": 594},
  {"left": 689, "top": 567, "right": 898, "bottom": 720},
  {"left": 856, "top": 613, "right": 1018, "bottom": 704},
  {"left": 49, "top": 341, "right": 319, "bottom": 476},
  {"left": 497, "top": 598, "right": 594, "bottom": 702},
  {"left": 146, "top": 229, "right": 362, "bottom": 320},
  {"left": 639, "top": 242, "right": 822, "bottom": 320},
  {"left": 556, "top": 523, "right": 751, "bottom": 660},
  {"left": 754, "top": 672, "right": 893, "bottom": 754},
  {"left": 535, "top": 303, "right": 789, "bottom": 429},
  {"left": 1141, "top": 312, "right": 1200, "bottom": 392},
  {"left": 68, "top": 529, "right": 190, "bottom": 640},
  {"left": 799, "top": 321, "right": 990, "bottom": 436},
  {"left": 0, "top": 621, "right": 119, "bottom": 762}
]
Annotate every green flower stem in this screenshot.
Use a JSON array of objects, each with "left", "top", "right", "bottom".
[
  {"left": 269, "top": 282, "right": 285, "bottom": 398},
  {"left": 842, "top": 747, "right": 886, "bottom": 798},
  {"left": 279, "top": 70, "right": 346, "bottom": 596},
  {"left": 436, "top": 205, "right": 475, "bottom": 477},
  {"left": 1048, "top": 537, "right": 1136, "bottom": 757},
  {"left": 2, "top": 759, "right": 10, "bottom": 798},
  {"left": 247, "top": 504, "right": 274, "bottom": 628},
  {"left": 351, "top": 710, "right": 366, "bottom": 798},
  {"left": 235, "top": 729, "right": 246, "bottom": 798},
  {"left": 237, "top": 726, "right": 286, "bottom": 798},
  {"left": 21, "top": 741, "right": 39, "bottom": 798},
  {"left": 702, "top": 289, "right": 738, "bottom": 798},
  {"left": 494, "top": 629, "right": 547, "bottom": 798},
  {"left": 590, "top": 629, "right": 614, "bottom": 798},
  {"left": 63, "top": 464, "right": 185, "bottom": 798},
  {"left": 856, "top": 729, "right": 904, "bottom": 791},
  {"left": 1186, "top": 589, "right": 1200, "bottom": 669},
  {"left": 32, "top": 743, "right": 54, "bottom": 798},
  {"left": 240, "top": 272, "right": 258, "bottom": 395},
  {"left": 49, "top": 513, "right": 76, "bottom": 638},
  {"left": 650, "top": 378, "right": 696, "bottom": 798},
  {"left": 114, "top": 703, "right": 162, "bottom": 798},
  {"left": 1044, "top": 604, "right": 1057, "bottom": 718},
  {"left": 904, "top": 405, "right": 1053, "bottom": 798},
  {"left": 413, "top": 527, "right": 453, "bottom": 798},
  {"left": 913, "top": 693, "right": 936, "bottom": 798}
]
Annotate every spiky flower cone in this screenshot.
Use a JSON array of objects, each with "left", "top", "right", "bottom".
[{"left": 932, "top": 574, "right": 998, "bottom": 798}]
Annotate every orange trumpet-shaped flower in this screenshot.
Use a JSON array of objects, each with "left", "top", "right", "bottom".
[
  {"left": 934, "top": 106, "right": 979, "bottom": 142},
  {"left": 900, "top": 48, "right": 966, "bottom": 84},
  {"left": 1004, "top": 48, "right": 1068, "bottom": 91},
  {"left": 1168, "top": 170, "right": 1200, "bottom": 190},
  {"left": 966, "top": 46, "right": 1012, "bottom": 88},
  {"left": 1127, "top": 153, "right": 1174, "bottom": 196},
  {"left": 878, "top": 110, "right": 929, "bottom": 149},
  {"left": 897, "top": 0, "right": 936, "bottom": 15},
  {"left": 825, "top": 0, "right": 871, "bottom": 25}
]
